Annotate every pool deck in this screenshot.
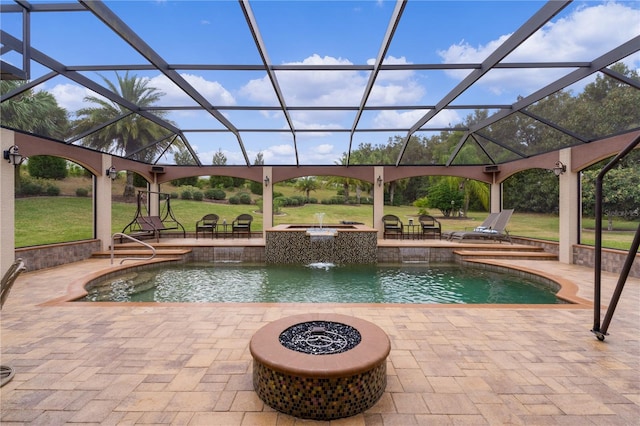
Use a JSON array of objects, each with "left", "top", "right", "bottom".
[{"left": 1, "top": 238, "right": 639, "bottom": 425}]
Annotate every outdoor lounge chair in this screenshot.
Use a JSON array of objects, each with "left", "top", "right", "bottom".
[
  {"left": 382, "top": 214, "right": 403, "bottom": 239},
  {"left": 445, "top": 211, "right": 500, "bottom": 240},
  {"left": 195, "top": 213, "right": 219, "bottom": 239},
  {"left": 232, "top": 214, "right": 253, "bottom": 238},
  {"left": 419, "top": 214, "right": 441, "bottom": 239},
  {"left": 449, "top": 209, "right": 514, "bottom": 243}
]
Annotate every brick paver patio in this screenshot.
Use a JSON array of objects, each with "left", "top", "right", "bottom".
[{"left": 1, "top": 255, "right": 638, "bottom": 425}]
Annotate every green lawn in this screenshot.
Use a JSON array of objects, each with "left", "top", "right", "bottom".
[{"left": 14, "top": 195, "right": 637, "bottom": 250}]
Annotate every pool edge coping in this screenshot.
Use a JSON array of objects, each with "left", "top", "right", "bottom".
[{"left": 38, "top": 258, "right": 593, "bottom": 309}]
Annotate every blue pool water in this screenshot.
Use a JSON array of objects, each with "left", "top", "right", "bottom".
[{"left": 82, "top": 263, "right": 561, "bottom": 304}]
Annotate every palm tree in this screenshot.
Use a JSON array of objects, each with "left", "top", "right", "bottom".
[
  {"left": 295, "top": 176, "right": 319, "bottom": 202},
  {"left": 72, "top": 71, "right": 174, "bottom": 197},
  {"left": 1, "top": 80, "right": 69, "bottom": 190},
  {"left": 1, "top": 80, "right": 69, "bottom": 139}
]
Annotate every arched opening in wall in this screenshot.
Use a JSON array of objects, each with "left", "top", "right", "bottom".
[
  {"left": 382, "top": 175, "right": 491, "bottom": 240},
  {"left": 272, "top": 176, "right": 374, "bottom": 228},
  {"left": 15, "top": 156, "right": 93, "bottom": 247},
  {"left": 502, "top": 168, "right": 560, "bottom": 241},
  {"left": 122, "top": 174, "right": 265, "bottom": 234},
  {"left": 580, "top": 150, "right": 640, "bottom": 251}
]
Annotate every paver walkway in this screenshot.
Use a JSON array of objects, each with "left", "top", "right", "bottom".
[{"left": 1, "top": 258, "right": 638, "bottom": 425}]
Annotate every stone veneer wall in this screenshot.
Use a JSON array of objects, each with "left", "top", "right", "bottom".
[
  {"left": 13, "top": 237, "right": 638, "bottom": 278},
  {"left": 377, "top": 246, "right": 457, "bottom": 263},
  {"left": 512, "top": 238, "right": 638, "bottom": 278},
  {"left": 573, "top": 244, "right": 639, "bottom": 278},
  {"left": 188, "top": 246, "right": 265, "bottom": 263},
  {"left": 266, "top": 230, "right": 377, "bottom": 264},
  {"left": 510, "top": 237, "right": 560, "bottom": 256},
  {"left": 15, "top": 240, "right": 101, "bottom": 272}
]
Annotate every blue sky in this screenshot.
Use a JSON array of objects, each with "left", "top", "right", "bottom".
[{"left": 1, "top": 0, "right": 639, "bottom": 165}]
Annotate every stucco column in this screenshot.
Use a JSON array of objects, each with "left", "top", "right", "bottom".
[
  {"left": 262, "top": 167, "right": 273, "bottom": 237},
  {"left": 149, "top": 180, "right": 160, "bottom": 217},
  {"left": 95, "top": 154, "right": 113, "bottom": 251},
  {"left": 558, "top": 148, "right": 579, "bottom": 264},
  {"left": 490, "top": 181, "right": 501, "bottom": 213},
  {"left": 373, "top": 166, "right": 384, "bottom": 238},
  {"left": 0, "top": 129, "right": 17, "bottom": 275}
]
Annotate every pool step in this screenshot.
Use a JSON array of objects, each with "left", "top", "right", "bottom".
[
  {"left": 91, "top": 247, "right": 192, "bottom": 259},
  {"left": 454, "top": 249, "right": 558, "bottom": 261}
]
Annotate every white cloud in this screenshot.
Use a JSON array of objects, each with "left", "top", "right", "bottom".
[
  {"left": 46, "top": 83, "right": 95, "bottom": 112},
  {"left": 314, "top": 143, "right": 334, "bottom": 155},
  {"left": 239, "top": 53, "right": 427, "bottom": 129},
  {"left": 437, "top": 2, "right": 640, "bottom": 93},
  {"left": 299, "top": 143, "right": 341, "bottom": 164},
  {"left": 261, "top": 144, "right": 298, "bottom": 165},
  {"left": 149, "top": 73, "right": 236, "bottom": 106},
  {"left": 373, "top": 108, "right": 460, "bottom": 129}
]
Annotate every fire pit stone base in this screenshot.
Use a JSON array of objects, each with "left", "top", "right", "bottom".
[{"left": 250, "top": 313, "right": 390, "bottom": 420}]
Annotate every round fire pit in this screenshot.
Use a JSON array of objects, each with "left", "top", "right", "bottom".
[{"left": 250, "top": 313, "right": 390, "bottom": 420}]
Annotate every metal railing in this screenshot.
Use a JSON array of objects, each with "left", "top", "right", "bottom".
[{"left": 111, "top": 233, "right": 156, "bottom": 265}]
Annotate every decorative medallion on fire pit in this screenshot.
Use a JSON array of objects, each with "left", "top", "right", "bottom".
[{"left": 279, "top": 321, "right": 361, "bottom": 355}]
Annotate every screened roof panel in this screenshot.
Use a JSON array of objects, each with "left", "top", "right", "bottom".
[
  {"left": 250, "top": 0, "right": 392, "bottom": 65},
  {"left": 388, "top": 1, "right": 543, "bottom": 64},
  {"left": 106, "top": 0, "right": 262, "bottom": 65},
  {"left": 1, "top": 0, "right": 638, "bottom": 167},
  {"left": 30, "top": 8, "right": 149, "bottom": 66}
]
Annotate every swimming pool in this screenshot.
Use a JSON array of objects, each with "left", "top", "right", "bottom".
[{"left": 81, "top": 263, "right": 562, "bottom": 304}]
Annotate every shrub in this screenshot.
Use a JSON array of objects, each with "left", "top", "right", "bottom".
[
  {"left": 192, "top": 191, "right": 204, "bottom": 201},
  {"left": 45, "top": 184, "right": 60, "bottom": 196},
  {"left": 291, "top": 195, "right": 306, "bottom": 205},
  {"left": 20, "top": 181, "right": 43, "bottom": 195},
  {"left": 75, "top": 187, "right": 89, "bottom": 197},
  {"left": 273, "top": 198, "right": 284, "bottom": 214},
  {"left": 238, "top": 192, "right": 252, "bottom": 204},
  {"left": 171, "top": 176, "right": 199, "bottom": 187},
  {"left": 249, "top": 180, "right": 263, "bottom": 195},
  {"left": 228, "top": 196, "right": 240, "bottom": 204},
  {"left": 170, "top": 192, "right": 179, "bottom": 199},
  {"left": 27, "top": 155, "right": 67, "bottom": 180},
  {"left": 133, "top": 172, "right": 147, "bottom": 188},
  {"left": 181, "top": 189, "right": 193, "bottom": 200},
  {"left": 211, "top": 189, "right": 226, "bottom": 200},
  {"left": 274, "top": 196, "right": 289, "bottom": 206}
]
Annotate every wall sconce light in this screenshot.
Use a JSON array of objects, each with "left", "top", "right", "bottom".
[
  {"left": 106, "top": 166, "right": 117, "bottom": 180},
  {"left": 377, "top": 175, "right": 383, "bottom": 187},
  {"left": 553, "top": 161, "right": 566, "bottom": 176},
  {"left": 3, "top": 145, "right": 26, "bottom": 165},
  {"left": 264, "top": 176, "right": 270, "bottom": 186}
]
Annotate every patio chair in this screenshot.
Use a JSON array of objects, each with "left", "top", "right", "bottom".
[
  {"left": 445, "top": 211, "right": 500, "bottom": 240},
  {"left": 382, "top": 214, "right": 403, "bottom": 239},
  {"left": 418, "top": 214, "right": 441, "bottom": 239},
  {"left": 232, "top": 214, "right": 253, "bottom": 238},
  {"left": 449, "top": 209, "right": 514, "bottom": 243},
  {"left": 195, "top": 213, "right": 219, "bottom": 239},
  {"left": 1, "top": 258, "right": 26, "bottom": 387}
]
